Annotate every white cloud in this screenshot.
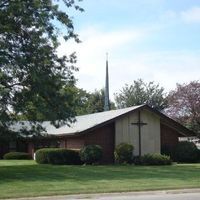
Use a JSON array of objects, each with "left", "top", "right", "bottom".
[
  {"left": 109, "top": 51, "right": 200, "bottom": 98},
  {"left": 181, "top": 7, "right": 200, "bottom": 23},
  {"left": 58, "top": 26, "right": 200, "bottom": 101},
  {"left": 58, "top": 26, "right": 149, "bottom": 95},
  {"left": 161, "top": 7, "right": 200, "bottom": 24}
]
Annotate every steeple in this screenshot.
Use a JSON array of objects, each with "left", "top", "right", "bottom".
[{"left": 104, "top": 53, "right": 110, "bottom": 111}]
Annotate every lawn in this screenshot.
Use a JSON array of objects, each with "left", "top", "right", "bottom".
[{"left": 0, "top": 160, "right": 200, "bottom": 199}]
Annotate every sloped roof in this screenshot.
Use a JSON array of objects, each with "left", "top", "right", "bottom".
[
  {"left": 11, "top": 105, "right": 144, "bottom": 136},
  {"left": 11, "top": 104, "right": 195, "bottom": 137}
]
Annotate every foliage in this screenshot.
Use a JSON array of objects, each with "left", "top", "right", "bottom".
[
  {"left": 161, "top": 145, "right": 174, "bottom": 157},
  {"left": 139, "top": 153, "right": 172, "bottom": 165},
  {"left": 35, "top": 148, "right": 81, "bottom": 165},
  {"left": 114, "top": 143, "right": 134, "bottom": 164},
  {"left": 114, "top": 79, "right": 168, "bottom": 111},
  {"left": 80, "top": 145, "right": 103, "bottom": 164},
  {"left": 166, "top": 81, "right": 200, "bottom": 136},
  {"left": 0, "top": 0, "right": 83, "bottom": 136},
  {"left": 174, "top": 141, "right": 199, "bottom": 163},
  {"left": 74, "top": 88, "right": 116, "bottom": 115},
  {"left": 3, "top": 152, "right": 31, "bottom": 160}
]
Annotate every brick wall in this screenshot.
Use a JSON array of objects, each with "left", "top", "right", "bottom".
[
  {"left": 59, "top": 122, "right": 115, "bottom": 163},
  {"left": 0, "top": 142, "right": 9, "bottom": 159},
  {"left": 160, "top": 123, "right": 182, "bottom": 153},
  {"left": 84, "top": 123, "right": 115, "bottom": 164},
  {"left": 27, "top": 122, "right": 115, "bottom": 163},
  {"left": 64, "top": 137, "right": 85, "bottom": 150}
]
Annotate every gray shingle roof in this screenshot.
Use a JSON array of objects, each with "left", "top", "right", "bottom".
[{"left": 11, "top": 105, "right": 144, "bottom": 136}]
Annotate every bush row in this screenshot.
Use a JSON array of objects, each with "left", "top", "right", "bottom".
[
  {"left": 35, "top": 145, "right": 103, "bottom": 165},
  {"left": 4, "top": 141, "right": 199, "bottom": 165},
  {"left": 3, "top": 152, "right": 32, "bottom": 160},
  {"left": 114, "top": 143, "right": 172, "bottom": 165},
  {"left": 133, "top": 154, "right": 172, "bottom": 165}
]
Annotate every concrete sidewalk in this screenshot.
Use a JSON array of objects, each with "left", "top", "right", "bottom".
[{"left": 7, "top": 188, "right": 200, "bottom": 200}]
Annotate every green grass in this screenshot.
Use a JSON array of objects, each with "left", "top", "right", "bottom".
[{"left": 0, "top": 160, "right": 200, "bottom": 199}]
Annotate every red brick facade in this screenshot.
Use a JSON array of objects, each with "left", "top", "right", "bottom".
[
  {"left": 27, "top": 122, "right": 185, "bottom": 163},
  {"left": 84, "top": 123, "right": 115, "bottom": 163},
  {"left": 60, "top": 123, "right": 115, "bottom": 163},
  {"left": 28, "top": 122, "right": 115, "bottom": 163},
  {"left": 2, "top": 105, "right": 194, "bottom": 161},
  {"left": 160, "top": 123, "right": 182, "bottom": 153},
  {"left": 0, "top": 142, "right": 9, "bottom": 158}
]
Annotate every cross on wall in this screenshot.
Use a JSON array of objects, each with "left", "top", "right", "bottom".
[{"left": 131, "top": 111, "right": 148, "bottom": 157}]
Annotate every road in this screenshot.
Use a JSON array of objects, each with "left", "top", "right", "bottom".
[
  {"left": 75, "top": 192, "right": 200, "bottom": 200},
  {"left": 8, "top": 190, "right": 200, "bottom": 200}
]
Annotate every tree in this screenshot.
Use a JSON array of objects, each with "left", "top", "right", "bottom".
[
  {"left": 114, "top": 79, "right": 168, "bottom": 111},
  {"left": 86, "top": 89, "right": 107, "bottom": 114},
  {"left": 72, "top": 87, "right": 91, "bottom": 115},
  {"left": 166, "top": 81, "right": 200, "bottom": 136},
  {"left": 0, "top": 0, "right": 83, "bottom": 135},
  {"left": 74, "top": 88, "right": 115, "bottom": 115}
]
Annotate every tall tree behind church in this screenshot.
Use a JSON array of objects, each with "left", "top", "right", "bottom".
[
  {"left": 74, "top": 88, "right": 115, "bottom": 115},
  {"left": 114, "top": 79, "right": 168, "bottom": 111},
  {"left": 0, "top": 0, "right": 83, "bottom": 134}
]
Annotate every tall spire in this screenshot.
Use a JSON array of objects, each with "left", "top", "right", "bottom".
[{"left": 104, "top": 53, "right": 110, "bottom": 111}]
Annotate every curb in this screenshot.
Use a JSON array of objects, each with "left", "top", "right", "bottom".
[{"left": 7, "top": 188, "right": 200, "bottom": 200}]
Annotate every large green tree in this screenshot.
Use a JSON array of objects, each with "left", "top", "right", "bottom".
[
  {"left": 114, "top": 79, "right": 168, "bottom": 111},
  {"left": 0, "top": 0, "right": 83, "bottom": 135}
]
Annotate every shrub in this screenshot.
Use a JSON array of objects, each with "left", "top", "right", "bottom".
[
  {"left": 35, "top": 148, "right": 50, "bottom": 164},
  {"left": 114, "top": 143, "right": 134, "bottom": 164},
  {"left": 132, "top": 156, "right": 142, "bottom": 165},
  {"left": 174, "top": 141, "right": 199, "bottom": 163},
  {"left": 35, "top": 148, "right": 82, "bottom": 165},
  {"left": 140, "top": 153, "right": 172, "bottom": 165},
  {"left": 198, "top": 149, "right": 200, "bottom": 162},
  {"left": 161, "top": 145, "right": 173, "bottom": 157},
  {"left": 3, "top": 152, "right": 32, "bottom": 160},
  {"left": 80, "top": 145, "right": 103, "bottom": 164}
]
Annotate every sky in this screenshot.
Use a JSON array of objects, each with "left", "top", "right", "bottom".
[{"left": 58, "top": 0, "right": 200, "bottom": 100}]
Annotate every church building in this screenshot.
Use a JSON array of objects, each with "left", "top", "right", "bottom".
[
  {"left": 0, "top": 57, "right": 195, "bottom": 162},
  {"left": 22, "top": 57, "right": 195, "bottom": 162},
  {"left": 24, "top": 104, "right": 194, "bottom": 163}
]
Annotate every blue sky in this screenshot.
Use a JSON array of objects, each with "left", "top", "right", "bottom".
[{"left": 58, "top": 0, "right": 200, "bottom": 100}]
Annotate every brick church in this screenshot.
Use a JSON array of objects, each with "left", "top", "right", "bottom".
[{"left": 0, "top": 59, "right": 195, "bottom": 162}]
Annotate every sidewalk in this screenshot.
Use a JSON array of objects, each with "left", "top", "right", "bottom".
[{"left": 7, "top": 188, "right": 200, "bottom": 200}]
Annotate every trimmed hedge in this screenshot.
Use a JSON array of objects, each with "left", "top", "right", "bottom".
[
  {"left": 35, "top": 148, "right": 82, "bottom": 165},
  {"left": 133, "top": 153, "right": 172, "bottom": 165},
  {"left": 80, "top": 145, "right": 103, "bottom": 164},
  {"left": 174, "top": 141, "right": 199, "bottom": 163},
  {"left": 114, "top": 143, "right": 134, "bottom": 164},
  {"left": 3, "top": 152, "right": 32, "bottom": 160}
]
